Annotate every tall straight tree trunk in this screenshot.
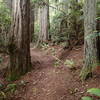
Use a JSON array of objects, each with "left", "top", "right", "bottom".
[
  {"left": 80, "top": 0, "right": 98, "bottom": 80},
  {"left": 38, "top": 0, "right": 49, "bottom": 43},
  {"left": 30, "top": 3, "right": 35, "bottom": 42},
  {"left": 8, "top": 0, "right": 31, "bottom": 81}
]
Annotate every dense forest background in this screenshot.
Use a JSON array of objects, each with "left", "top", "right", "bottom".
[{"left": 0, "top": 0, "right": 100, "bottom": 100}]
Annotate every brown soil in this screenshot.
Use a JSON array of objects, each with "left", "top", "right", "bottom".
[{"left": 0, "top": 46, "right": 100, "bottom": 100}]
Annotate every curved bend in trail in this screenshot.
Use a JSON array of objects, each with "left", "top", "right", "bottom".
[{"left": 14, "top": 47, "right": 85, "bottom": 100}]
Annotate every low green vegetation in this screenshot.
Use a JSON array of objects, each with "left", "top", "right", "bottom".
[{"left": 82, "top": 88, "right": 100, "bottom": 100}]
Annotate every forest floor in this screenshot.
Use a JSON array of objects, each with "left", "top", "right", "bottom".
[{"left": 0, "top": 45, "right": 100, "bottom": 100}]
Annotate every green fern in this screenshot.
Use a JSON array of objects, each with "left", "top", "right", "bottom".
[
  {"left": 87, "top": 88, "right": 100, "bottom": 97},
  {"left": 82, "top": 97, "right": 93, "bottom": 100},
  {"left": 82, "top": 88, "right": 100, "bottom": 100}
]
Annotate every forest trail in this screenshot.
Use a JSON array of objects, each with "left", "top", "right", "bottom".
[
  {"left": 13, "top": 47, "right": 84, "bottom": 100},
  {"left": 9, "top": 46, "right": 81, "bottom": 100},
  {"left": 1, "top": 46, "right": 100, "bottom": 100}
]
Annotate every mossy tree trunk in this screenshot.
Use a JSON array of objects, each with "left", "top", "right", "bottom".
[
  {"left": 8, "top": 0, "right": 31, "bottom": 81},
  {"left": 80, "top": 0, "right": 98, "bottom": 80}
]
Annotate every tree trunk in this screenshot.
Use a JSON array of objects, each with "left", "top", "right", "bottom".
[
  {"left": 97, "top": 19, "right": 100, "bottom": 61},
  {"left": 80, "top": 0, "right": 98, "bottom": 80},
  {"left": 8, "top": 0, "right": 31, "bottom": 81},
  {"left": 30, "top": 3, "right": 35, "bottom": 42},
  {"left": 38, "top": 0, "right": 49, "bottom": 43}
]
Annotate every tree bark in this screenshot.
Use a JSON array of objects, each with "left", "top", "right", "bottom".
[
  {"left": 38, "top": 0, "right": 49, "bottom": 43},
  {"left": 30, "top": 3, "right": 35, "bottom": 42},
  {"left": 80, "top": 0, "right": 98, "bottom": 80},
  {"left": 8, "top": 0, "right": 31, "bottom": 81}
]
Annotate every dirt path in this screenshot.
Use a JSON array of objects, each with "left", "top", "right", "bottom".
[
  {"left": 1, "top": 47, "right": 100, "bottom": 100},
  {"left": 13, "top": 47, "right": 83, "bottom": 100}
]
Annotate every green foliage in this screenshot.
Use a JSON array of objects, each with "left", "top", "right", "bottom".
[
  {"left": 50, "top": 12, "right": 68, "bottom": 43},
  {"left": 0, "top": 81, "right": 28, "bottom": 100},
  {"left": 67, "top": 0, "right": 84, "bottom": 41},
  {"left": 54, "top": 59, "right": 61, "bottom": 67},
  {"left": 32, "top": 0, "right": 40, "bottom": 3},
  {"left": 7, "top": 72, "right": 19, "bottom": 81},
  {"left": 41, "top": 42, "right": 49, "bottom": 50},
  {"left": 85, "top": 32, "right": 100, "bottom": 40},
  {"left": 0, "top": 56, "right": 3, "bottom": 63},
  {"left": 0, "top": 83, "right": 17, "bottom": 100},
  {"left": 82, "top": 97, "right": 93, "bottom": 100},
  {"left": 87, "top": 88, "right": 100, "bottom": 97},
  {"left": 82, "top": 88, "right": 100, "bottom": 100},
  {"left": 64, "top": 59, "right": 75, "bottom": 69},
  {"left": 49, "top": 0, "right": 84, "bottom": 44},
  {"left": 5, "top": 84, "right": 17, "bottom": 93},
  {"left": 97, "top": 1, "right": 100, "bottom": 17},
  {"left": 33, "top": 23, "right": 39, "bottom": 42},
  {"left": 0, "top": 2, "right": 11, "bottom": 46},
  {"left": 0, "top": 84, "right": 3, "bottom": 89},
  {"left": 0, "top": 91, "right": 6, "bottom": 100}
]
